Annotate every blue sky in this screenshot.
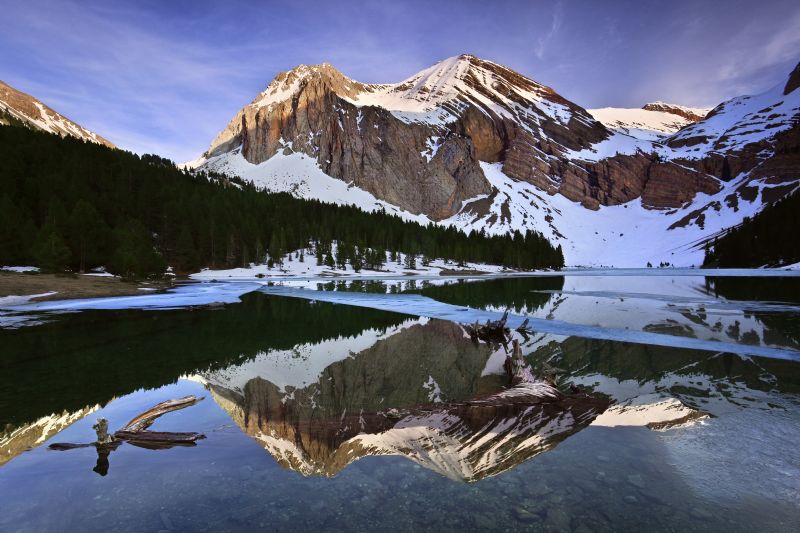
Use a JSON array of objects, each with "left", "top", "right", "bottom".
[{"left": 2, "top": 0, "right": 798, "bottom": 162}]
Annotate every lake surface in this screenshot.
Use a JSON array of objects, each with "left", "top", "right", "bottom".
[{"left": 1, "top": 272, "right": 799, "bottom": 532}]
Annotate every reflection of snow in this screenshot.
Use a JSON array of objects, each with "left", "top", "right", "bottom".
[
  {"left": 422, "top": 376, "right": 444, "bottom": 403},
  {"left": 1, "top": 404, "right": 100, "bottom": 466},
  {"left": 590, "top": 393, "right": 706, "bottom": 429},
  {"left": 520, "top": 275, "right": 800, "bottom": 352}
]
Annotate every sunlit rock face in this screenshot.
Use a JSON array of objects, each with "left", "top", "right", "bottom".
[
  {"left": 196, "top": 55, "right": 726, "bottom": 217},
  {"left": 1, "top": 405, "right": 99, "bottom": 466},
  {"left": 195, "top": 58, "right": 799, "bottom": 219},
  {"left": 200, "top": 319, "right": 610, "bottom": 481}
]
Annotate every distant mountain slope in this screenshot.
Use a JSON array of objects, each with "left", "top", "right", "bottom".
[
  {"left": 642, "top": 102, "right": 710, "bottom": 122},
  {"left": 588, "top": 102, "right": 710, "bottom": 141},
  {"left": 0, "top": 80, "right": 114, "bottom": 147},
  {"left": 191, "top": 56, "right": 800, "bottom": 267}
]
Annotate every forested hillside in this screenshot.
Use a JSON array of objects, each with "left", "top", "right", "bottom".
[
  {"left": 703, "top": 192, "right": 799, "bottom": 267},
  {"left": 0, "top": 126, "right": 564, "bottom": 277}
]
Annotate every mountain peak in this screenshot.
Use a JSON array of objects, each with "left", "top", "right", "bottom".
[{"left": 250, "top": 62, "right": 362, "bottom": 109}]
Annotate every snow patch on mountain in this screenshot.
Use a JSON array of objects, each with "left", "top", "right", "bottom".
[{"left": 445, "top": 162, "right": 776, "bottom": 267}]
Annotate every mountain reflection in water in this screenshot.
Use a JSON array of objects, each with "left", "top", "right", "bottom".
[{"left": 198, "top": 319, "right": 609, "bottom": 481}]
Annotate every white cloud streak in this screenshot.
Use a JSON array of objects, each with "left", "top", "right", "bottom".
[{"left": 535, "top": 1, "right": 564, "bottom": 59}]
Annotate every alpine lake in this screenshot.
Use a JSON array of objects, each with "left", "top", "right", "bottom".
[{"left": 1, "top": 271, "right": 799, "bottom": 532}]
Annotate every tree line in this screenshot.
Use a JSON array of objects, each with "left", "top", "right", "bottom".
[
  {"left": 0, "top": 125, "right": 564, "bottom": 277},
  {"left": 703, "top": 191, "right": 799, "bottom": 268}
]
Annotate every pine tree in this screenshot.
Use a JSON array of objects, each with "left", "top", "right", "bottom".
[
  {"left": 33, "top": 225, "right": 71, "bottom": 273},
  {"left": 175, "top": 225, "right": 199, "bottom": 272},
  {"left": 404, "top": 252, "right": 416, "bottom": 269},
  {"left": 69, "top": 200, "right": 105, "bottom": 273}
]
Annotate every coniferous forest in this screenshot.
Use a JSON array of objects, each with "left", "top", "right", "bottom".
[
  {"left": 0, "top": 125, "right": 564, "bottom": 277},
  {"left": 703, "top": 191, "right": 799, "bottom": 268}
]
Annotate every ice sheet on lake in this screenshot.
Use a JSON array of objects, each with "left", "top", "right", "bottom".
[
  {"left": 259, "top": 286, "right": 800, "bottom": 361},
  {"left": 1, "top": 282, "right": 262, "bottom": 312},
  {"left": 2, "top": 273, "right": 798, "bottom": 362}
]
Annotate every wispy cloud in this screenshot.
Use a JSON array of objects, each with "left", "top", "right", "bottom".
[
  {"left": 535, "top": 1, "right": 564, "bottom": 60},
  {"left": 0, "top": 0, "right": 282, "bottom": 160},
  {"left": 715, "top": 10, "right": 800, "bottom": 93}
]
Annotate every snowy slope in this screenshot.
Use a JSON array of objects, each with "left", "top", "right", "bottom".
[
  {"left": 343, "top": 54, "right": 583, "bottom": 130},
  {"left": 588, "top": 105, "right": 707, "bottom": 141},
  {"left": 202, "top": 148, "right": 791, "bottom": 267},
  {"left": 0, "top": 80, "right": 114, "bottom": 147},
  {"left": 190, "top": 243, "right": 512, "bottom": 281},
  {"left": 665, "top": 80, "right": 800, "bottom": 159}
]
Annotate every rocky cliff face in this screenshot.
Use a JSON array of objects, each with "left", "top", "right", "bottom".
[
  {"left": 642, "top": 102, "right": 710, "bottom": 122},
  {"left": 200, "top": 55, "right": 727, "bottom": 218},
  {"left": 0, "top": 80, "right": 114, "bottom": 147}
]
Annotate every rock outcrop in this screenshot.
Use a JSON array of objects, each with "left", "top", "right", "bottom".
[
  {"left": 206, "top": 62, "right": 494, "bottom": 219},
  {"left": 642, "top": 102, "right": 710, "bottom": 122},
  {"left": 784, "top": 62, "right": 800, "bottom": 96}
]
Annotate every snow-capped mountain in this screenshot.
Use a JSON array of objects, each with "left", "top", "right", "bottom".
[
  {"left": 588, "top": 102, "right": 710, "bottom": 141},
  {"left": 190, "top": 56, "right": 800, "bottom": 267},
  {"left": 0, "top": 80, "right": 114, "bottom": 147}
]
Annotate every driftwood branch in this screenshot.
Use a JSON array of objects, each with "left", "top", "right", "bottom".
[
  {"left": 465, "top": 309, "right": 512, "bottom": 345},
  {"left": 503, "top": 339, "right": 536, "bottom": 386},
  {"left": 48, "top": 395, "right": 205, "bottom": 475},
  {"left": 121, "top": 396, "right": 202, "bottom": 432}
]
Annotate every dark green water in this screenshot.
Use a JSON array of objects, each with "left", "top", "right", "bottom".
[{"left": 1, "top": 275, "right": 799, "bottom": 532}]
